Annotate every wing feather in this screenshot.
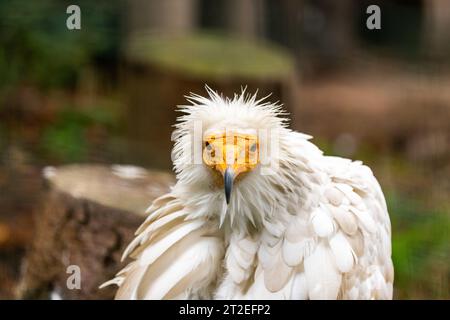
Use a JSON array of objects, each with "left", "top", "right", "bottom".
[
  {"left": 138, "top": 235, "right": 222, "bottom": 299},
  {"left": 263, "top": 251, "right": 293, "bottom": 292},
  {"left": 139, "top": 219, "right": 204, "bottom": 266},
  {"left": 329, "top": 232, "right": 356, "bottom": 273},
  {"left": 311, "top": 205, "right": 335, "bottom": 237},
  {"left": 304, "top": 242, "right": 342, "bottom": 299},
  {"left": 104, "top": 196, "right": 224, "bottom": 300}
]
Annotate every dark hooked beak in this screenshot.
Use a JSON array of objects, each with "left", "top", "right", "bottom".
[{"left": 224, "top": 167, "right": 234, "bottom": 205}]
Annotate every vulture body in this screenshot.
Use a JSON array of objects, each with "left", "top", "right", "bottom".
[{"left": 102, "top": 88, "right": 393, "bottom": 300}]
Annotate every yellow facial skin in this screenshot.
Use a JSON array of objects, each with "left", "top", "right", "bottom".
[{"left": 202, "top": 133, "right": 259, "bottom": 179}]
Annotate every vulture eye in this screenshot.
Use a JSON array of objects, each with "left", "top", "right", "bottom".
[
  {"left": 205, "top": 141, "right": 212, "bottom": 151},
  {"left": 250, "top": 143, "right": 257, "bottom": 152}
]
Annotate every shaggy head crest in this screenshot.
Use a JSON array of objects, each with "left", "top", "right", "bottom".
[{"left": 175, "top": 86, "right": 289, "bottom": 133}]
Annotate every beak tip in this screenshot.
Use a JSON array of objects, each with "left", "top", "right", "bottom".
[{"left": 224, "top": 167, "right": 234, "bottom": 205}]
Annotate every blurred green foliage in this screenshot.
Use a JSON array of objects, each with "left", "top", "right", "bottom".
[
  {"left": 0, "top": 0, "right": 122, "bottom": 161},
  {"left": 0, "top": 0, "right": 121, "bottom": 89},
  {"left": 41, "top": 114, "right": 88, "bottom": 162},
  {"left": 389, "top": 192, "right": 450, "bottom": 298},
  {"left": 41, "top": 104, "right": 119, "bottom": 162}
]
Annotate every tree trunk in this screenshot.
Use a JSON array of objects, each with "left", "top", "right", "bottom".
[
  {"left": 226, "top": 0, "right": 265, "bottom": 39},
  {"left": 125, "top": 0, "right": 198, "bottom": 39}
]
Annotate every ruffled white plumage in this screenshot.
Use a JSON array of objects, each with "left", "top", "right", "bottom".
[{"left": 102, "top": 88, "right": 393, "bottom": 300}]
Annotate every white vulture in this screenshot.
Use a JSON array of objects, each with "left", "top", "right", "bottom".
[{"left": 101, "top": 87, "right": 394, "bottom": 300}]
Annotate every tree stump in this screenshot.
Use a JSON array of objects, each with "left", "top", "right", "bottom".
[{"left": 16, "top": 164, "right": 175, "bottom": 300}]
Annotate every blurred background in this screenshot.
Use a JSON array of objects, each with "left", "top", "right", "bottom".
[{"left": 0, "top": 0, "right": 449, "bottom": 299}]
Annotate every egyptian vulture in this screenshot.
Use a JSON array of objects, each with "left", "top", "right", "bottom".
[{"left": 102, "top": 87, "right": 393, "bottom": 300}]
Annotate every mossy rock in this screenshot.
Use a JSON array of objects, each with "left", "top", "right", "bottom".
[{"left": 125, "top": 33, "right": 295, "bottom": 80}]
